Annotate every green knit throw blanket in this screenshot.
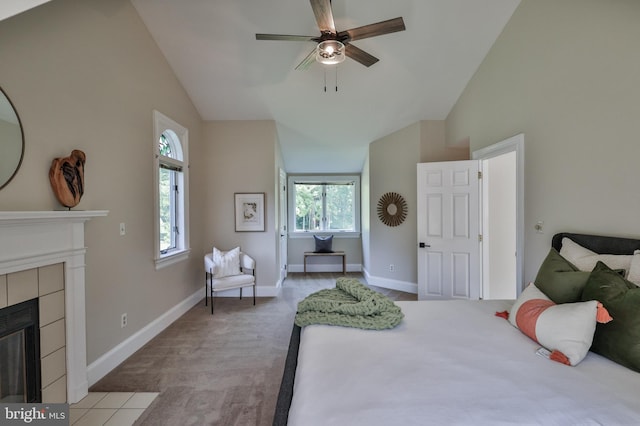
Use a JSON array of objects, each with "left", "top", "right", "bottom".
[{"left": 294, "top": 277, "right": 404, "bottom": 330}]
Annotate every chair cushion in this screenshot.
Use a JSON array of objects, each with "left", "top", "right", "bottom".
[
  {"left": 209, "top": 273, "right": 255, "bottom": 291},
  {"left": 212, "top": 246, "right": 241, "bottom": 278}
]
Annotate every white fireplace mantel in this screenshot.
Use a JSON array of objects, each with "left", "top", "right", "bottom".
[{"left": 0, "top": 210, "right": 108, "bottom": 403}]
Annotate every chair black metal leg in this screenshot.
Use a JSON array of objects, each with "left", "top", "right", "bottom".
[
  {"left": 211, "top": 289, "right": 214, "bottom": 315},
  {"left": 253, "top": 284, "right": 256, "bottom": 305},
  {"left": 240, "top": 287, "right": 243, "bottom": 300},
  {"left": 204, "top": 272, "right": 208, "bottom": 306},
  {"left": 209, "top": 271, "right": 215, "bottom": 315}
]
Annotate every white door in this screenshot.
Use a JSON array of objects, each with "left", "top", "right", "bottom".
[
  {"left": 279, "top": 168, "right": 288, "bottom": 282},
  {"left": 417, "top": 161, "right": 481, "bottom": 300}
]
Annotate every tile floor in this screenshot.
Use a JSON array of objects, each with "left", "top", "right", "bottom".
[{"left": 69, "top": 392, "right": 158, "bottom": 426}]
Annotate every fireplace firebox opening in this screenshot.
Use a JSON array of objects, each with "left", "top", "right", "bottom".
[{"left": 0, "top": 298, "right": 41, "bottom": 403}]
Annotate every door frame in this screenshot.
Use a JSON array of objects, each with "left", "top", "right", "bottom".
[
  {"left": 278, "top": 168, "right": 288, "bottom": 283},
  {"left": 472, "top": 133, "right": 525, "bottom": 296}
]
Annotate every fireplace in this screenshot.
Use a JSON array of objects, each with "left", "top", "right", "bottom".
[
  {"left": 0, "top": 299, "right": 40, "bottom": 403},
  {"left": 0, "top": 210, "right": 107, "bottom": 403}
]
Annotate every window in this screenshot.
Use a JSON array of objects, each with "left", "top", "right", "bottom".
[
  {"left": 153, "top": 111, "right": 190, "bottom": 268},
  {"left": 158, "top": 132, "right": 180, "bottom": 252},
  {"left": 288, "top": 175, "right": 360, "bottom": 236}
]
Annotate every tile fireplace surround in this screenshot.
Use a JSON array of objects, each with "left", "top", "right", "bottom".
[{"left": 0, "top": 211, "right": 108, "bottom": 404}]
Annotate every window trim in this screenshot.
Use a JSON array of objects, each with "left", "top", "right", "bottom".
[
  {"left": 287, "top": 175, "right": 361, "bottom": 238},
  {"left": 153, "top": 110, "right": 190, "bottom": 269}
]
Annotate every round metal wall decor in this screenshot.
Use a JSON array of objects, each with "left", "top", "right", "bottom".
[{"left": 377, "top": 192, "right": 407, "bottom": 227}]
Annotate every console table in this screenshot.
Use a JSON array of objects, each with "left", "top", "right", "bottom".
[{"left": 303, "top": 251, "right": 346, "bottom": 274}]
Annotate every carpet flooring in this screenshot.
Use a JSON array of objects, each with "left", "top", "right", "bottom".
[{"left": 90, "top": 273, "right": 417, "bottom": 425}]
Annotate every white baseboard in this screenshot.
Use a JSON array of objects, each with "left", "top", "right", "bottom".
[
  {"left": 87, "top": 288, "right": 202, "bottom": 387},
  {"left": 288, "top": 263, "right": 362, "bottom": 273},
  {"left": 363, "top": 267, "right": 417, "bottom": 294}
]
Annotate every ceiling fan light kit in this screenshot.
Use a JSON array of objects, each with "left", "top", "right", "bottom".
[
  {"left": 316, "top": 40, "right": 345, "bottom": 65},
  {"left": 255, "top": 0, "right": 405, "bottom": 70}
]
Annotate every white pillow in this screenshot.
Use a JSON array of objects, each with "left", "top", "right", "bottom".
[
  {"left": 509, "top": 283, "right": 603, "bottom": 366},
  {"left": 626, "top": 250, "right": 640, "bottom": 286},
  {"left": 560, "top": 237, "right": 633, "bottom": 275},
  {"left": 212, "top": 246, "right": 241, "bottom": 278}
]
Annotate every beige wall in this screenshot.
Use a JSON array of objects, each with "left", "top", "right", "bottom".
[
  {"left": 202, "top": 120, "right": 279, "bottom": 290},
  {"left": 446, "top": 0, "right": 640, "bottom": 282},
  {"left": 0, "top": 0, "right": 205, "bottom": 364},
  {"left": 420, "top": 121, "right": 469, "bottom": 163},
  {"left": 368, "top": 122, "right": 420, "bottom": 285}
]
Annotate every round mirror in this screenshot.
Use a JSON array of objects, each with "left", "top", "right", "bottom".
[{"left": 0, "top": 87, "right": 24, "bottom": 190}]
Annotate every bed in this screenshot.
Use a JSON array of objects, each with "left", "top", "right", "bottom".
[{"left": 274, "top": 233, "right": 640, "bottom": 425}]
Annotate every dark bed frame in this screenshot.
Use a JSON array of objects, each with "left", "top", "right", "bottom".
[
  {"left": 551, "top": 232, "right": 640, "bottom": 255},
  {"left": 273, "top": 232, "right": 640, "bottom": 425}
]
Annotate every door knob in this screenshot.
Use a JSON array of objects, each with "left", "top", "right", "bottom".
[{"left": 419, "top": 242, "right": 430, "bottom": 248}]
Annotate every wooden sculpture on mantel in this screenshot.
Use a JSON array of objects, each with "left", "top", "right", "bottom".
[{"left": 49, "top": 149, "right": 86, "bottom": 209}]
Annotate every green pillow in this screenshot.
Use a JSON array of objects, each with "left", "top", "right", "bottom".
[
  {"left": 534, "top": 248, "right": 590, "bottom": 303},
  {"left": 581, "top": 261, "right": 640, "bottom": 373}
]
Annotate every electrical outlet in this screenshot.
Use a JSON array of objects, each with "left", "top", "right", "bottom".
[
  {"left": 389, "top": 264, "right": 395, "bottom": 272},
  {"left": 121, "top": 313, "right": 127, "bottom": 328},
  {"left": 119, "top": 223, "right": 126, "bottom": 236}
]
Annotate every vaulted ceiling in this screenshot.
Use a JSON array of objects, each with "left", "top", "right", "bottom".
[{"left": 2, "top": 0, "right": 521, "bottom": 173}]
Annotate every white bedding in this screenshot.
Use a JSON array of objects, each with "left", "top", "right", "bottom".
[{"left": 288, "top": 300, "right": 640, "bottom": 425}]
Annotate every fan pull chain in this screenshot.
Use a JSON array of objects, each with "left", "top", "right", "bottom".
[
  {"left": 322, "top": 67, "right": 339, "bottom": 93},
  {"left": 324, "top": 69, "right": 327, "bottom": 93}
]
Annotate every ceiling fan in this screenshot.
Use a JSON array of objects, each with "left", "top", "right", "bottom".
[{"left": 256, "top": 0, "right": 405, "bottom": 70}]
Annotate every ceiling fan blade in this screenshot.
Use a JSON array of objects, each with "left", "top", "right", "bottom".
[
  {"left": 310, "top": 0, "right": 336, "bottom": 34},
  {"left": 295, "top": 48, "right": 317, "bottom": 71},
  {"left": 345, "top": 44, "right": 379, "bottom": 67},
  {"left": 256, "top": 34, "right": 316, "bottom": 42},
  {"left": 339, "top": 17, "right": 405, "bottom": 42}
]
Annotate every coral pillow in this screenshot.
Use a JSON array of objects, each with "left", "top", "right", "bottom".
[
  {"left": 509, "top": 283, "right": 611, "bottom": 366},
  {"left": 212, "top": 246, "right": 241, "bottom": 278}
]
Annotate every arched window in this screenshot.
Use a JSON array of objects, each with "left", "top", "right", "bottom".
[{"left": 153, "top": 111, "right": 190, "bottom": 268}]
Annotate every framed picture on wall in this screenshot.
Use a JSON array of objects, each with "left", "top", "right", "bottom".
[{"left": 234, "top": 192, "right": 265, "bottom": 232}]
